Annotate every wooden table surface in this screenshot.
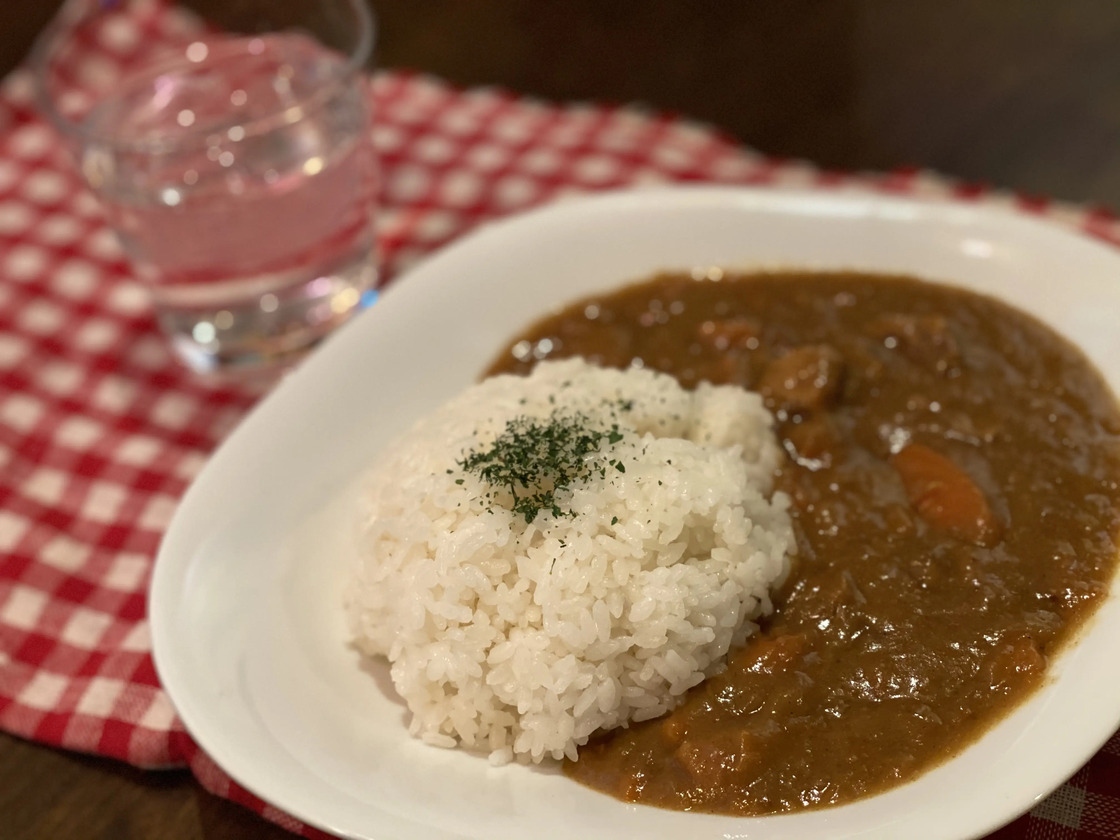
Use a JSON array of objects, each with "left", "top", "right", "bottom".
[{"left": 3, "top": 1, "right": 1120, "bottom": 837}]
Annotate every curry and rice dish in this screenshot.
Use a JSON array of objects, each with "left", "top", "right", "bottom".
[
  {"left": 487, "top": 271, "right": 1120, "bottom": 812},
  {"left": 348, "top": 269, "right": 1120, "bottom": 816}
]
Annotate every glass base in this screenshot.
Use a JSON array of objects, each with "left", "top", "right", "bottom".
[{"left": 156, "top": 252, "right": 379, "bottom": 377}]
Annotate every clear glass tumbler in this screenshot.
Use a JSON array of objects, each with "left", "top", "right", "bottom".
[{"left": 34, "top": 0, "right": 379, "bottom": 375}]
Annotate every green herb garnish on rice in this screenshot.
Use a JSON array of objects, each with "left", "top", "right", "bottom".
[{"left": 457, "top": 412, "right": 624, "bottom": 522}]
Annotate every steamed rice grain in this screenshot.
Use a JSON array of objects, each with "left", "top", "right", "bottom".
[{"left": 346, "top": 358, "right": 794, "bottom": 763}]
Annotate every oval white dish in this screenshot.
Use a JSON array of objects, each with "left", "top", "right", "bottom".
[{"left": 150, "top": 186, "right": 1120, "bottom": 840}]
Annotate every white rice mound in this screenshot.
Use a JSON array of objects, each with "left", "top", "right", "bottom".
[{"left": 346, "top": 358, "right": 794, "bottom": 765}]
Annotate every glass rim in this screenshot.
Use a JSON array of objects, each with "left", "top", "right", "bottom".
[{"left": 30, "top": 0, "right": 377, "bottom": 154}]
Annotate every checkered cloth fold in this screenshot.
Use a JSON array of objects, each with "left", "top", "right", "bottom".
[{"left": 2, "top": 3, "right": 1120, "bottom": 838}]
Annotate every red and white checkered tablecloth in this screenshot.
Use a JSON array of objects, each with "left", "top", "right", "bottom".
[{"left": 3, "top": 5, "right": 1120, "bottom": 840}]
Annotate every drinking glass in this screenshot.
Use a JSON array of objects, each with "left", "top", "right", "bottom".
[{"left": 34, "top": 0, "right": 379, "bottom": 375}]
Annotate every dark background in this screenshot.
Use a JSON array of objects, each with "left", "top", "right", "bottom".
[
  {"left": 3, "top": 1, "right": 1119, "bottom": 837},
  {"left": 6, "top": 0, "right": 1120, "bottom": 207}
]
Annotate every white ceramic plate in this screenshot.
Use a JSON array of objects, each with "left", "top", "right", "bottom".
[{"left": 150, "top": 186, "right": 1120, "bottom": 840}]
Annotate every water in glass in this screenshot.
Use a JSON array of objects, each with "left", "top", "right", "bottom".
[{"left": 81, "top": 32, "right": 378, "bottom": 373}]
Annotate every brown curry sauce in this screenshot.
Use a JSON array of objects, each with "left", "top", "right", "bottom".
[{"left": 484, "top": 271, "right": 1120, "bottom": 815}]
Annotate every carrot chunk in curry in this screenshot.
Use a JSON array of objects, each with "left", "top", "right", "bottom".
[{"left": 890, "top": 443, "right": 1003, "bottom": 547}]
